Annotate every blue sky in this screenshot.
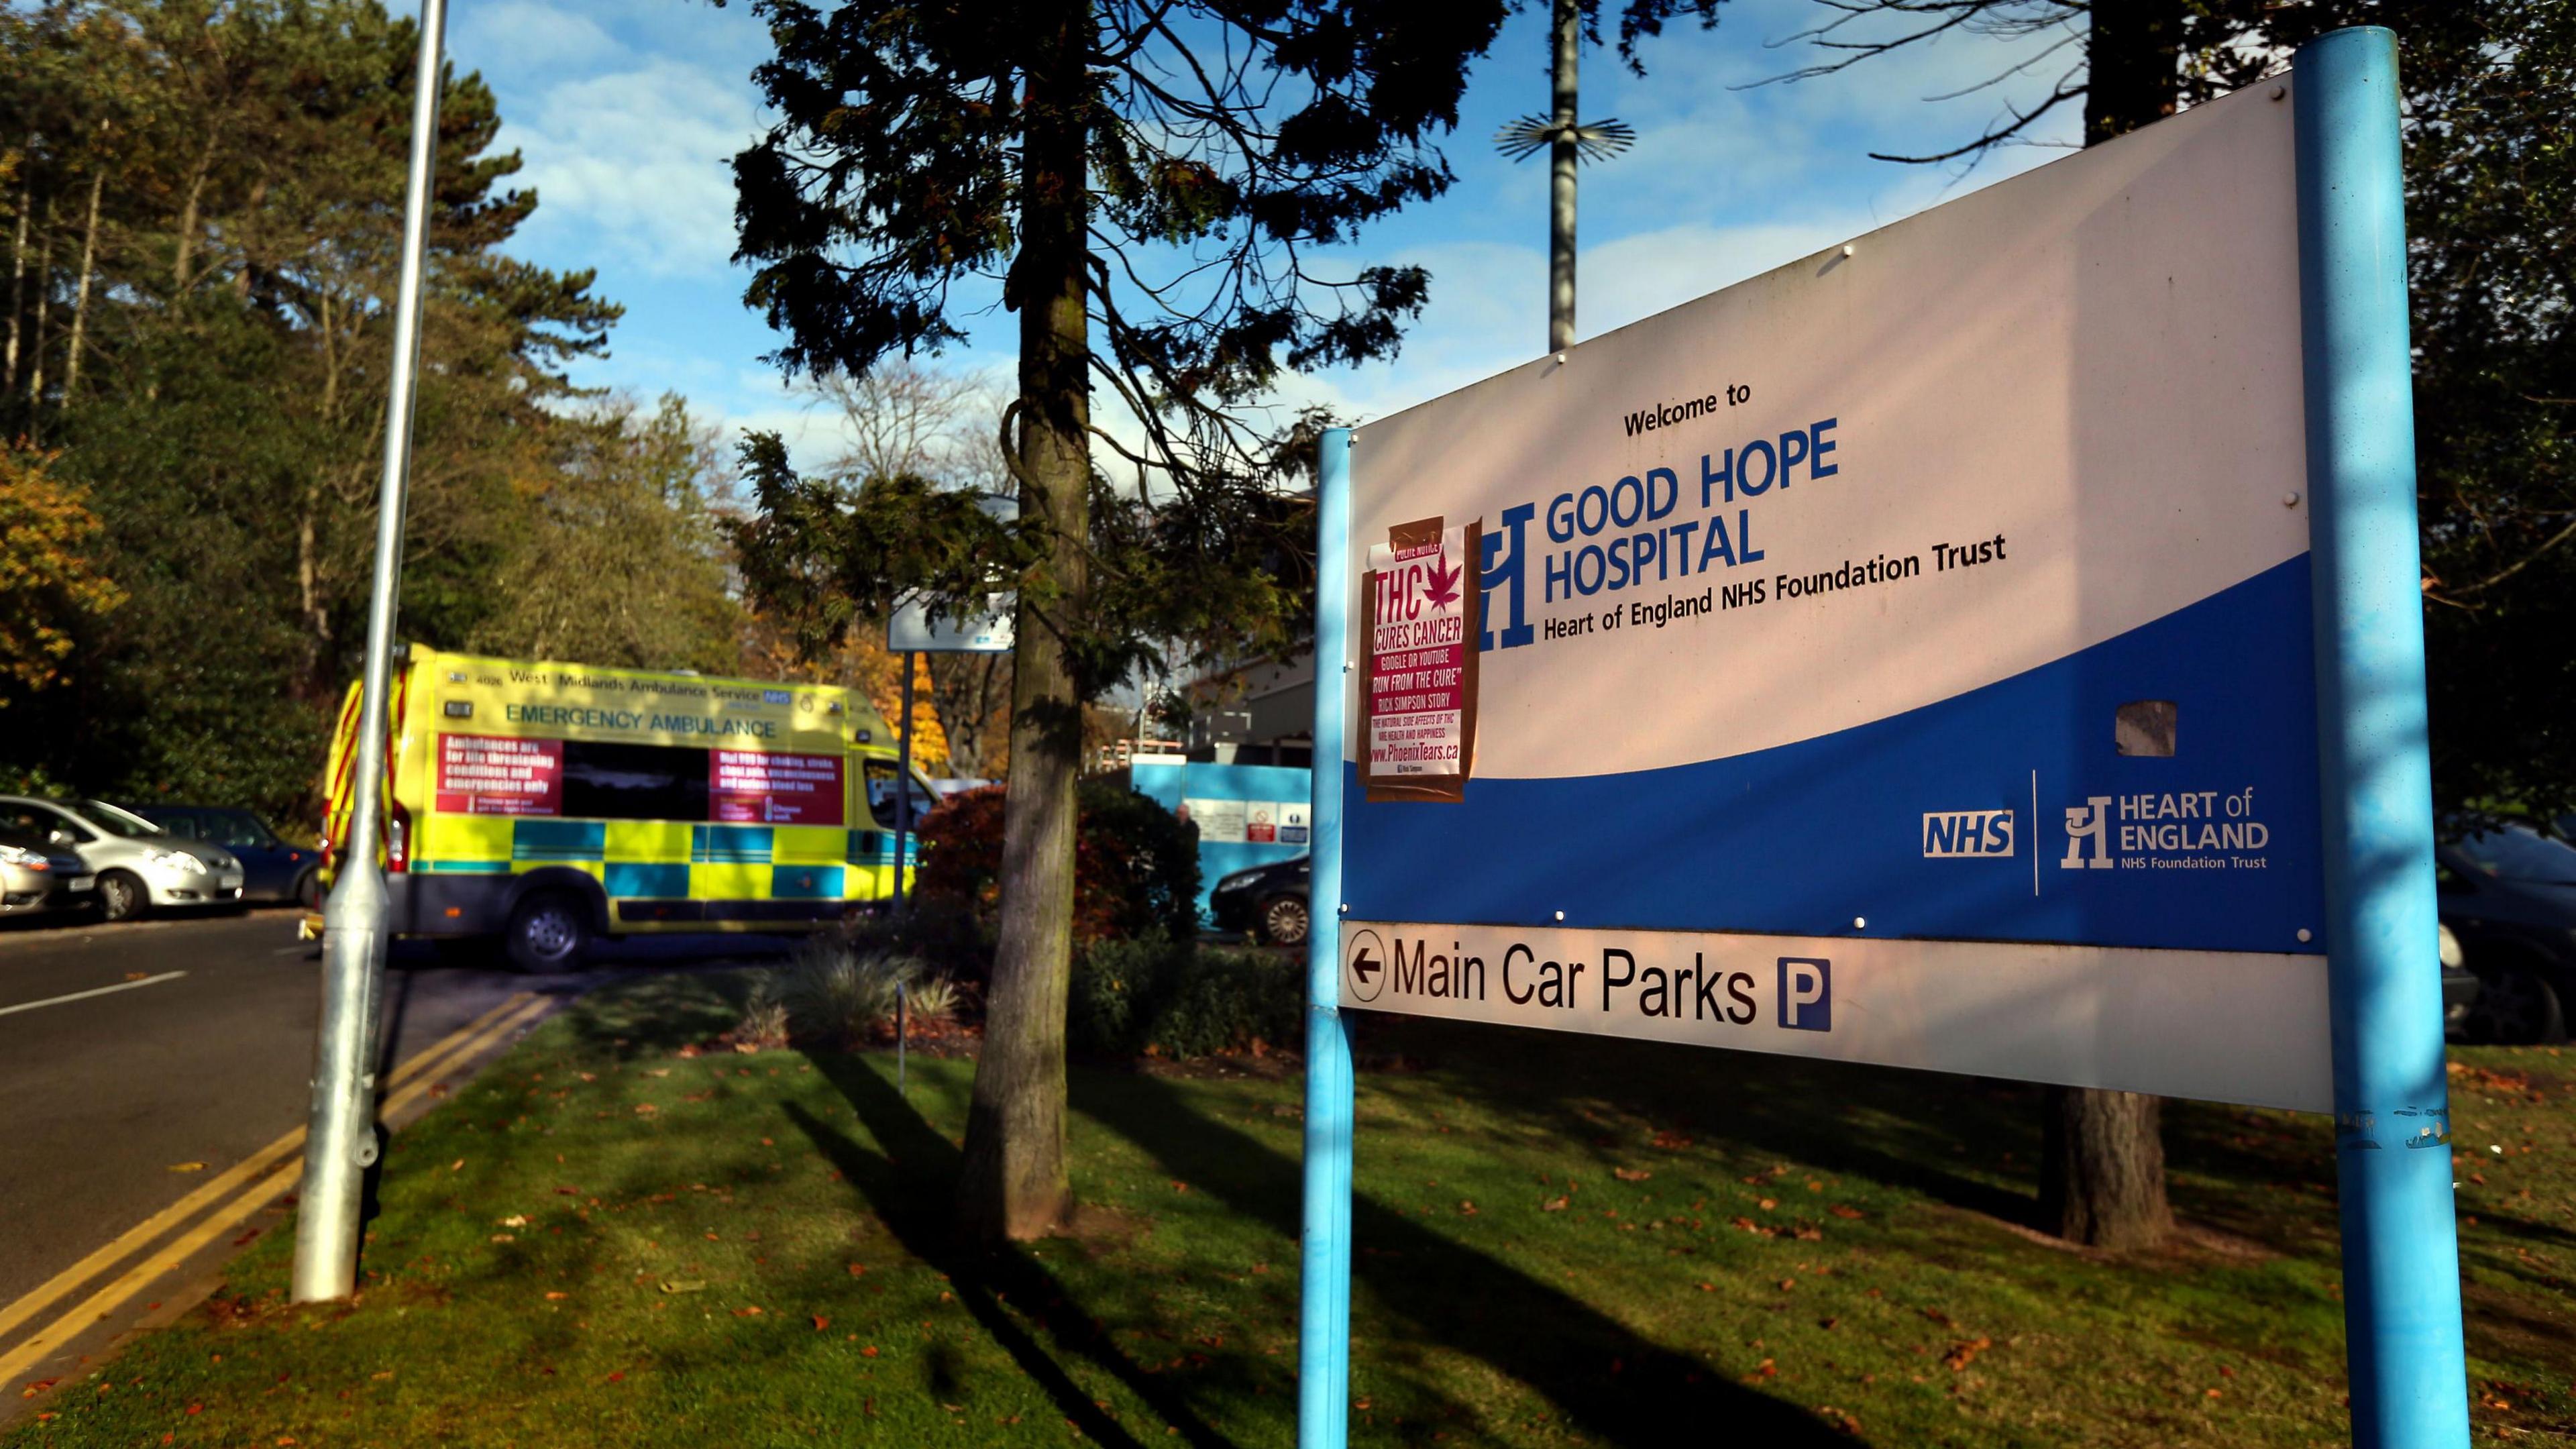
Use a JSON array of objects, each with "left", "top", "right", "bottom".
[{"left": 417, "top": 0, "right": 2085, "bottom": 467}]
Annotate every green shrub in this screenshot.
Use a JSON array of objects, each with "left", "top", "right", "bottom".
[
  {"left": 916, "top": 780, "right": 1201, "bottom": 943},
  {"left": 843, "top": 892, "right": 993, "bottom": 983},
  {"left": 1069, "top": 934, "right": 1301, "bottom": 1060},
  {"left": 774, "top": 936, "right": 921, "bottom": 1050}
]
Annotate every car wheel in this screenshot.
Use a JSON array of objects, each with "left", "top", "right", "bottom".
[
  {"left": 97, "top": 870, "right": 148, "bottom": 923},
  {"left": 504, "top": 892, "right": 590, "bottom": 973},
  {"left": 293, "top": 869, "right": 323, "bottom": 910},
  {"left": 2469, "top": 962, "right": 2567, "bottom": 1046},
  {"left": 1257, "top": 893, "right": 1309, "bottom": 949}
]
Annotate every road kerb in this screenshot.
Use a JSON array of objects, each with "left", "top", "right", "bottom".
[
  {"left": 0, "top": 991, "right": 550, "bottom": 1393},
  {"left": 0, "top": 1161, "right": 304, "bottom": 1391},
  {"left": 0, "top": 991, "right": 540, "bottom": 1364}
]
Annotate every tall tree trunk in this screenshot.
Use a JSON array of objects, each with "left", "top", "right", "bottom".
[
  {"left": 2037, "top": 1, "right": 2188, "bottom": 1249},
  {"left": 955, "top": 0, "right": 1091, "bottom": 1246},
  {"left": 5, "top": 151, "right": 30, "bottom": 394},
  {"left": 172, "top": 140, "right": 215, "bottom": 290},
  {"left": 926, "top": 652, "right": 1009, "bottom": 780},
  {"left": 62, "top": 168, "right": 102, "bottom": 402},
  {"left": 25, "top": 197, "right": 54, "bottom": 431},
  {"left": 2039, "top": 1088, "right": 2172, "bottom": 1248}
]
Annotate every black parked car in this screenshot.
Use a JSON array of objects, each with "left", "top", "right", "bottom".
[
  {"left": 1210, "top": 855, "right": 1309, "bottom": 947},
  {"left": 133, "top": 804, "right": 321, "bottom": 906},
  {"left": 2438, "top": 825, "right": 2576, "bottom": 1044}
]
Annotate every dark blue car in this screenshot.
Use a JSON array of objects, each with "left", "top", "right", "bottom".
[{"left": 133, "top": 804, "right": 320, "bottom": 906}]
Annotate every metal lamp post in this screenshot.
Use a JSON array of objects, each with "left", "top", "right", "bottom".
[
  {"left": 291, "top": 0, "right": 446, "bottom": 1305},
  {"left": 1495, "top": 0, "right": 1634, "bottom": 353}
]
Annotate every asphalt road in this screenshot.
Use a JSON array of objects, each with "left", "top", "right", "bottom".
[{"left": 0, "top": 908, "right": 790, "bottom": 1393}]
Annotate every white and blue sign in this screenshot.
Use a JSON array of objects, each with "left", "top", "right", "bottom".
[
  {"left": 1334, "top": 78, "right": 2335, "bottom": 1111},
  {"left": 1309, "top": 34, "right": 2470, "bottom": 1449}
]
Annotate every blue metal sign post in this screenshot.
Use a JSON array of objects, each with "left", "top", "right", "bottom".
[
  {"left": 1299, "top": 427, "right": 1356, "bottom": 1449},
  {"left": 1297, "top": 29, "right": 2468, "bottom": 1448},
  {"left": 2296, "top": 27, "right": 2471, "bottom": 1449}
]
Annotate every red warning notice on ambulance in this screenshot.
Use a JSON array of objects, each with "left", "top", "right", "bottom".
[
  {"left": 710, "top": 750, "right": 845, "bottom": 825},
  {"left": 435, "top": 734, "right": 563, "bottom": 816},
  {"left": 1363, "top": 517, "right": 1480, "bottom": 802}
]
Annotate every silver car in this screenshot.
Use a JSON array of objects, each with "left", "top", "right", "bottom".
[
  {"left": 0, "top": 797, "right": 245, "bottom": 921},
  {"left": 0, "top": 826, "right": 95, "bottom": 918}
]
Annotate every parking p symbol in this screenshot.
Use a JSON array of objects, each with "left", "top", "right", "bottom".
[{"left": 1777, "top": 957, "right": 1831, "bottom": 1032}]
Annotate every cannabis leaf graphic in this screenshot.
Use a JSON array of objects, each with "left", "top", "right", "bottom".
[{"left": 1424, "top": 551, "right": 1462, "bottom": 611}]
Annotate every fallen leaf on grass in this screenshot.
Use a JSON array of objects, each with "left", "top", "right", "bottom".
[
  {"left": 1613, "top": 1168, "right": 1652, "bottom": 1182},
  {"left": 1815, "top": 1405, "right": 1862, "bottom": 1435},
  {"left": 861, "top": 1346, "right": 880, "bottom": 1358},
  {"left": 1743, "top": 1358, "right": 1777, "bottom": 1382},
  {"left": 544, "top": 1292, "right": 569, "bottom": 1301},
  {"left": 658, "top": 1281, "right": 708, "bottom": 1295},
  {"left": 1541, "top": 1196, "right": 1570, "bottom": 1212},
  {"left": 1828, "top": 1204, "right": 1866, "bottom": 1219},
  {"left": 449, "top": 1159, "right": 464, "bottom": 1171},
  {"left": 733, "top": 1305, "right": 765, "bottom": 1317},
  {"left": 1758, "top": 1198, "right": 1778, "bottom": 1211},
  {"left": 606, "top": 1372, "right": 626, "bottom": 1383},
  {"left": 167, "top": 1163, "right": 207, "bottom": 1173},
  {"left": 812, "top": 1316, "right": 830, "bottom": 1332},
  {"left": 634, "top": 1104, "right": 658, "bottom": 1116},
  {"left": 1457, "top": 1200, "right": 1479, "bottom": 1216},
  {"left": 846, "top": 1263, "right": 867, "bottom": 1277},
  {"left": 21, "top": 1379, "right": 60, "bottom": 1399},
  {"left": 489, "top": 1234, "right": 516, "bottom": 1244},
  {"left": 1943, "top": 1338, "right": 1992, "bottom": 1372},
  {"left": 498, "top": 1214, "right": 531, "bottom": 1228},
  {"left": 1652, "top": 1130, "right": 1693, "bottom": 1150},
  {"left": 124, "top": 971, "right": 149, "bottom": 981}
]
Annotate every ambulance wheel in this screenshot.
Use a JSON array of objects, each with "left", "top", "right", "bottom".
[
  {"left": 504, "top": 892, "right": 590, "bottom": 972},
  {"left": 1257, "top": 894, "right": 1309, "bottom": 949}
]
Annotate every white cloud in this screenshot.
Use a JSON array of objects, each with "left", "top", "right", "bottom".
[
  {"left": 504, "top": 58, "right": 765, "bottom": 278},
  {"left": 454, "top": 1, "right": 624, "bottom": 70}
]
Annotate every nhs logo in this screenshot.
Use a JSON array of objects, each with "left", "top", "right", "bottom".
[{"left": 1923, "top": 809, "right": 2015, "bottom": 858}]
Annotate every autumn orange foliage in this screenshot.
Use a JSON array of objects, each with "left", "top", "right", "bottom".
[{"left": 0, "top": 445, "right": 122, "bottom": 704}]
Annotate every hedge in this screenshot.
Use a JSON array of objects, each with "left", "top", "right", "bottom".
[{"left": 1067, "top": 934, "right": 1302, "bottom": 1061}]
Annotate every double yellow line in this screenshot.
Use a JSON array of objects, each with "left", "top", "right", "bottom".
[{"left": 0, "top": 991, "right": 551, "bottom": 1391}]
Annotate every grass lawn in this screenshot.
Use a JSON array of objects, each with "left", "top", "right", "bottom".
[{"left": 9, "top": 971, "right": 2571, "bottom": 1448}]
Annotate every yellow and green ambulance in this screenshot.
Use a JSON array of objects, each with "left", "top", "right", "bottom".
[{"left": 321, "top": 647, "right": 937, "bottom": 968}]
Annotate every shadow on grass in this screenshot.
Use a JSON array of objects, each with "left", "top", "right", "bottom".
[
  {"left": 786, "top": 1060, "right": 1241, "bottom": 1449},
  {"left": 1358, "top": 1017, "right": 2043, "bottom": 1226},
  {"left": 1071, "top": 1067, "right": 1862, "bottom": 1448}
]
